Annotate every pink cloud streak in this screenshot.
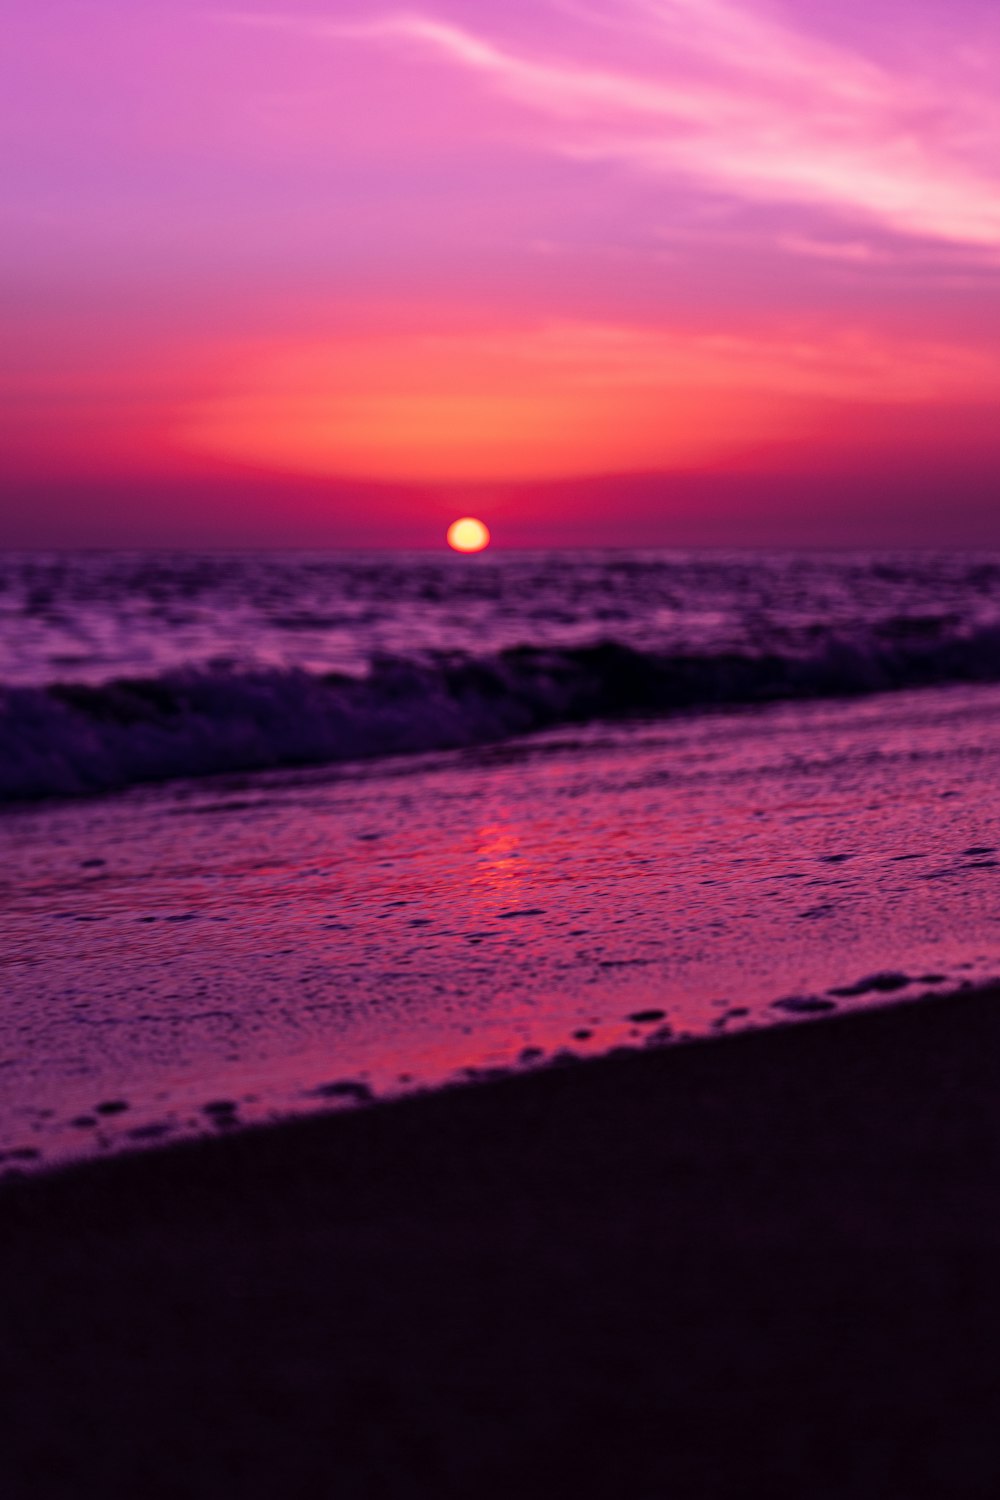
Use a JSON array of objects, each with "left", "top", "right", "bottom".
[{"left": 225, "top": 1, "right": 1000, "bottom": 251}]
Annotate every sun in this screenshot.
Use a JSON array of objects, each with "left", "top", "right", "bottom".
[{"left": 446, "top": 517, "right": 491, "bottom": 553}]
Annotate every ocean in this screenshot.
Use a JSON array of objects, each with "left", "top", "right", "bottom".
[{"left": 4, "top": 547, "right": 1000, "bottom": 1168}]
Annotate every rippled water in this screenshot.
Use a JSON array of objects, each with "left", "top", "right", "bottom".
[
  {"left": 4, "top": 682, "right": 1000, "bottom": 1169},
  {"left": 4, "top": 549, "right": 1000, "bottom": 1171},
  {"left": 4, "top": 548, "right": 1000, "bottom": 685},
  {"left": 3, "top": 549, "right": 1000, "bottom": 800}
]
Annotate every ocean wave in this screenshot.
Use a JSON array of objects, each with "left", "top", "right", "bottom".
[{"left": 4, "top": 625, "right": 1000, "bottom": 801}]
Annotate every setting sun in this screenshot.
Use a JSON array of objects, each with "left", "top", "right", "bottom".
[{"left": 447, "top": 517, "right": 491, "bottom": 553}]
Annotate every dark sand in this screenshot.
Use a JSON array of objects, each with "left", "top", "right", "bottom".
[{"left": 3, "top": 989, "right": 1000, "bottom": 1499}]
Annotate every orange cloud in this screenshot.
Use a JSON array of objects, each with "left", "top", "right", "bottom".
[{"left": 177, "top": 323, "right": 1000, "bottom": 483}]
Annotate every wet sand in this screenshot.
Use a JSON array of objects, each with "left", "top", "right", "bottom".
[
  {"left": 3, "top": 986, "right": 1000, "bottom": 1499},
  {"left": 8, "top": 684, "right": 1000, "bottom": 1171}
]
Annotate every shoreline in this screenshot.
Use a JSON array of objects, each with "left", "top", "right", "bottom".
[
  {"left": 4, "top": 986, "right": 1000, "bottom": 1496},
  {"left": 8, "top": 675, "right": 1000, "bottom": 1172}
]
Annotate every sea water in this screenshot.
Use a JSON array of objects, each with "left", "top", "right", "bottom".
[{"left": 3, "top": 549, "right": 1000, "bottom": 1167}]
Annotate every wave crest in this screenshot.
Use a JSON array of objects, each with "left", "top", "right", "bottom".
[{"left": 4, "top": 625, "right": 1000, "bottom": 801}]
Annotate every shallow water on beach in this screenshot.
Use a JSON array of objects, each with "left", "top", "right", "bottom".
[{"left": 4, "top": 678, "right": 1000, "bottom": 1169}]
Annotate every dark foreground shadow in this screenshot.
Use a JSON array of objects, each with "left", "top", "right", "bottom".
[{"left": 3, "top": 989, "right": 1000, "bottom": 1499}]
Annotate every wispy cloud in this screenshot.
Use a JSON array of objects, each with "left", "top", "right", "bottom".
[
  {"left": 224, "top": 2, "right": 1000, "bottom": 252},
  {"left": 456, "top": 321, "right": 1000, "bottom": 403},
  {"left": 775, "top": 234, "right": 899, "bottom": 266}
]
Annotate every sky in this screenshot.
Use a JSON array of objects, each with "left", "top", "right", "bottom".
[{"left": 2, "top": 0, "right": 999, "bottom": 547}]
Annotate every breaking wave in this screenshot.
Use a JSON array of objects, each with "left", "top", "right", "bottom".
[{"left": 4, "top": 624, "right": 1000, "bottom": 802}]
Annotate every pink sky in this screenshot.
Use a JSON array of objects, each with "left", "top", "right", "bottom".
[{"left": 2, "top": 0, "right": 999, "bottom": 546}]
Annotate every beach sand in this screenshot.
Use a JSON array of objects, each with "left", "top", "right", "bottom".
[{"left": 3, "top": 985, "right": 1000, "bottom": 1498}]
